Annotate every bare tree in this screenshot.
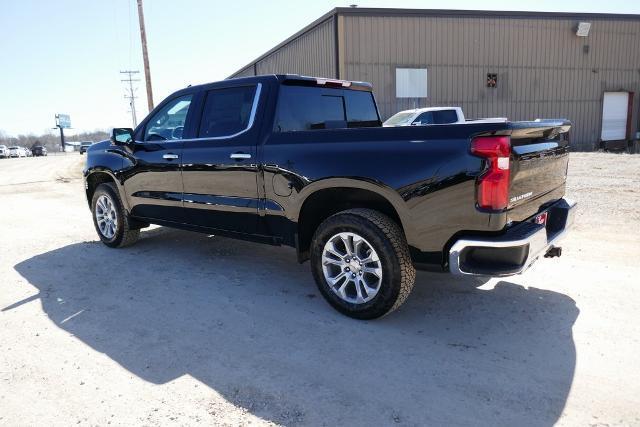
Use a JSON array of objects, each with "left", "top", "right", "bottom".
[{"left": 0, "top": 130, "right": 110, "bottom": 151}]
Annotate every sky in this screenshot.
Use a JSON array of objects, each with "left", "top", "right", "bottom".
[{"left": 1, "top": 0, "right": 638, "bottom": 137}]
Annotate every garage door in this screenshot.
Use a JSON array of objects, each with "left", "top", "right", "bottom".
[{"left": 601, "top": 92, "right": 629, "bottom": 141}]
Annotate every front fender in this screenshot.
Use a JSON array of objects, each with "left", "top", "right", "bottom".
[
  {"left": 84, "top": 168, "right": 131, "bottom": 212},
  {"left": 84, "top": 143, "right": 128, "bottom": 212}
]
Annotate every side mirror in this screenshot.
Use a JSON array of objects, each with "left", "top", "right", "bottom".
[{"left": 111, "top": 128, "right": 134, "bottom": 145}]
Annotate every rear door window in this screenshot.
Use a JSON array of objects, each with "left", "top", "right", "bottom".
[
  {"left": 198, "top": 85, "right": 257, "bottom": 138},
  {"left": 433, "top": 110, "right": 459, "bottom": 124}
]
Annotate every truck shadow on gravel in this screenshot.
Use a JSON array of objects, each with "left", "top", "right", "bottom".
[{"left": 12, "top": 227, "right": 578, "bottom": 426}]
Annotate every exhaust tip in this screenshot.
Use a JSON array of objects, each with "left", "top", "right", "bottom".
[{"left": 544, "top": 246, "right": 562, "bottom": 258}]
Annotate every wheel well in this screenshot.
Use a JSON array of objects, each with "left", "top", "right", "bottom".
[
  {"left": 85, "top": 172, "right": 116, "bottom": 205},
  {"left": 296, "top": 188, "right": 404, "bottom": 262}
]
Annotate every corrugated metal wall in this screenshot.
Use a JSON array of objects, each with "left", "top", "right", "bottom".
[
  {"left": 229, "top": 18, "right": 336, "bottom": 79},
  {"left": 256, "top": 18, "right": 335, "bottom": 76},
  {"left": 233, "top": 65, "right": 255, "bottom": 78},
  {"left": 341, "top": 15, "right": 640, "bottom": 150}
]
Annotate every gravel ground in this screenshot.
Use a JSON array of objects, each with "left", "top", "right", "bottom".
[{"left": 0, "top": 153, "right": 639, "bottom": 426}]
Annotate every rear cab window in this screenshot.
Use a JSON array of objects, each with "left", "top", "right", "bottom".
[{"left": 274, "top": 84, "right": 381, "bottom": 132}]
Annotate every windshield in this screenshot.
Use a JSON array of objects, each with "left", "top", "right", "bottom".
[{"left": 383, "top": 111, "right": 415, "bottom": 126}]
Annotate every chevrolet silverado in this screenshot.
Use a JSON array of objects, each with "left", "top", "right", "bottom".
[{"left": 84, "top": 74, "right": 576, "bottom": 319}]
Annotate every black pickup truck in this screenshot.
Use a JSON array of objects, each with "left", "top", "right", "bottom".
[{"left": 84, "top": 74, "right": 575, "bottom": 319}]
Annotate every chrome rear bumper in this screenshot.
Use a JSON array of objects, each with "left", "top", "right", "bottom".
[{"left": 449, "top": 198, "right": 576, "bottom": 276}]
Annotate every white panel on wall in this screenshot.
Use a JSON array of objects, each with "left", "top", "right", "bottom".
[
  {"left": 396, "top": 68, "right": 428, "bottom": 98},
  {"left": 601, "top": 92, "right": 629, "bottom": 141}
]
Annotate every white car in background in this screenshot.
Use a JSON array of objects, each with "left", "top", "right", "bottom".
[
  {"left": 383, "top": 107, "right": 465, "bottom": 127},
  {"left": 9, "top": 145, "right": 28, "bottom": 157},
  {"left": 0, "top": 145, "right": 8, "bottom": 158},
  {"left": 8, "top": 146, "right": 27, "bottom": 158}
]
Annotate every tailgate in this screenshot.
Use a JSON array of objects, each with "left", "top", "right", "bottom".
[{"left": 507, "top": 120, "right": 571, "bottom": 222}]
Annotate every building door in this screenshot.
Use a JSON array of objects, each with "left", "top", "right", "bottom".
[{"left": 601, "top": 92, "right": 629, "bottom": 141}]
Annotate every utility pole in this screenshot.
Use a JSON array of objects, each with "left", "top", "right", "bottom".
[
  {"left": 137, "top": 0, "right": 154, "bottom": 112},
  {"left": 120, "top": 70, "right": 140, "bottom": 127}
]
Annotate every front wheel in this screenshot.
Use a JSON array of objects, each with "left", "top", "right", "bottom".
[
  {"left": 310, "top": 209, "right": 416, "bottom": 319},
  {"left": 91, "top": 183, "right": 139, "bottom": 248}
]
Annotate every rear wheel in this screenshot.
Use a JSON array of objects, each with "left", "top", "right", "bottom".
[
  {"left": 310, "top": 209, "right": 416, "bottom": 319},
  {"left": 91, "top": 183, "right": 139, "bottom": 248}
]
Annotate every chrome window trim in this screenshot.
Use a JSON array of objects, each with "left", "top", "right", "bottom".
[{"left": 181, "top": 83, "right": 262, "bottom": 142}]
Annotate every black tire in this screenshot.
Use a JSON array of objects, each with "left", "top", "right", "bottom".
[
  {"left": 91, "top": 183, "right": 139, "bottom": 248},
  {"left": 310, "top": 208, "right": 416, "bottom": 319}
]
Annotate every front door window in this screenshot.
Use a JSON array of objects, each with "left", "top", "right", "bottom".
[{"left": 144, "top": 95, "right": 193, "bottom": 141}]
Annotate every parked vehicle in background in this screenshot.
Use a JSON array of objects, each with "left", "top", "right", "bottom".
[
  {"left": 383, "top": 107, "right": 465, "bottom": 127},
  {"left": 24, "top": 147, "right": 32, "bottom": 157},
  {"left": 84, "top": 74, "right": 576, "bottom": 319},
  {"left": 0, "top": 145, "right": 8, "bottom": 158},
  {"left": 8, "top": 146, "right": 26, "bottom": 158},
  {"left": 79, "top": 142, "right": 93, "bottom": 154},
  {"left": 31, "top": 146, "right": 48, "bottom": 156}
]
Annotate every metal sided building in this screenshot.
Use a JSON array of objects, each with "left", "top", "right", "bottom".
[{"left": 229, "top": 7, "right": 640, "bottom": 151}]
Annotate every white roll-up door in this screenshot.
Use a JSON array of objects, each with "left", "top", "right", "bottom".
[{"left": 601, "top": 92, "right": 629, "bottom": 141}]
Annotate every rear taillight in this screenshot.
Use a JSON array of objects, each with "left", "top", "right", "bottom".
[{"left": 471, "top": 135, "right": 511, "bottom": 210}]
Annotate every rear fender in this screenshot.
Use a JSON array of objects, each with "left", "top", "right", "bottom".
[{"left": 293, "top": 178, "right": 414, "bottom": 240}]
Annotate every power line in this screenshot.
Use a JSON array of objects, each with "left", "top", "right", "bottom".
[{"left": 120, "top": 70, "right": 140, "bottom": 127}]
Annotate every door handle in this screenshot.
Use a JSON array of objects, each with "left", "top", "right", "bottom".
[
  {"left": 163, "top": 153, "right": 179, "bottom": 160},
  {"left": 230, "top": 153, "right": 251, "bottom": 160}
]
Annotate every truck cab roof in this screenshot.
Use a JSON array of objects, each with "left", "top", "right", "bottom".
[{"left": 177, "top": 74, "right": 374, "bottom": 97}]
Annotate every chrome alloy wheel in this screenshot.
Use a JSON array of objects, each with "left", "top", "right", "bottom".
[
  {"left": 321, "top": 232, "right": 383, "bottom": 304},
  {"left": 95, "top": 194, "right": 118, "bottom": 239}
]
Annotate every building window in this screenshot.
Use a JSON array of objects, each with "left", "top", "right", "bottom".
[
  {"left": 395, "top": 68, "right": 428, "bottom": 98},
  {"left": 487, "top": 73, "right": 498, "bottom": 88}
]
